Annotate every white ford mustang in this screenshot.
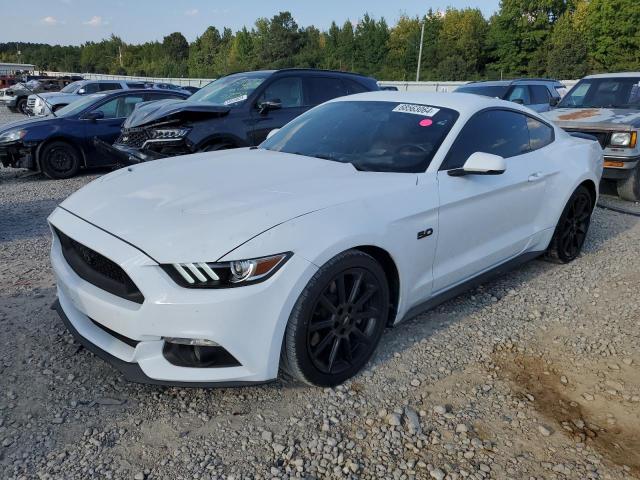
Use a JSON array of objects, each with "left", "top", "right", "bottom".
[{"left": 49, "top": 92, "right": 603, "bottom": 387}]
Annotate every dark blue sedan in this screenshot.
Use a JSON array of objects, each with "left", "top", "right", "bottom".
[{"left": 0, "top": 89, "right": 189, "bottom": 179}]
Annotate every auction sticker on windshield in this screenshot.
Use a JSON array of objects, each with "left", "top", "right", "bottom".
[
  {"left": 392, "top": 104, "right": 440, "bottom": 117},
  {"left": 224, "top": 94, "right": 248, "bottom": 105}
]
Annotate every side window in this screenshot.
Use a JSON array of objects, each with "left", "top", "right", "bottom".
[
  {"left": 92, "top": 95, "right": 145, "bottom": 119},
  {"left": 127, "top": 82, "right": 146, "bottom": 89},
  {"left": 441, "top": 110, "right": 530, "bottom": 170},
  {"left": 527, "top": 117, "right": 554, "bottom": 151},
  {"left": 304, "top": 77, "right": 349, "bottom": 105},
  {"left": 530, "top": 85, "right": 550, "bottom": 104},
  {"left": 99, "top": 83, "right": 122, "bottom": 92},
  {"left": 342, "top": 79, "right": 368, "bottom": 95},
  {"left": 506, "top": 85, "right": 531, "bottom": 105},
  {"left": 82, "top": 83, "right": 100, "bottom": 94},
  {"left": 260, "top": 77, "right": 303, "bottom": 108}
]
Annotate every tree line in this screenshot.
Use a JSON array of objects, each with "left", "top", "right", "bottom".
[{"left": 1, "top": 0, "right": 638, "bottom": 81}]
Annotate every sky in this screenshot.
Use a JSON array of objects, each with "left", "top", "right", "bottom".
[{"left": 0, "top": 0, "right": 501, "bottom": 46}]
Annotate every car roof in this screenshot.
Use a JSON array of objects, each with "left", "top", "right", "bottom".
[
  {"left": 78, "top": 79, "right": 123, "bottom": 85},
  {"left": 464, "top": 78, "right": 562, "bottom": 87},
  {"left": 329, "top": 91, "right": 536, "bottom": 116},
  {"left": 584, "top": 72, "right": 640, "bottom": 79}
]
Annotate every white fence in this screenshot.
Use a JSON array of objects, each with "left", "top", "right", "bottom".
[{"left": 43, "top": 71, "right": 579, "bottom": 92}]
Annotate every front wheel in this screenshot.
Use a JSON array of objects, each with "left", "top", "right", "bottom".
[
  {"left": 281, "top": 250, "right": 390, "bottom": 387},
  {"left": 546, "top": 185, "right": 593, "bottom": 263},
  {"left": 616, "top": 165, "right": 640, "bottom": 202},
  {"left": 16, "top": 98, "right": 28, "bottom": 115},
  {"left": 40, "top": 141, "right": 81, "bottom": 179}
]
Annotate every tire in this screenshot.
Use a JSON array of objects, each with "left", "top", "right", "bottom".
[
  {"left": 616, "top": 165, "right": 640, "bottom": 202},
  {"left": 546, "top": 185, "right": 593, "bottom": 263},
  {"left": 16, "top": 98, "right": 28, "bottom": 115},
  {"left": 281, "top": 250, "right": 390, "bottom": 387},
  {"left": 40, "top": 141, "right": 81, "bottom": 179}
]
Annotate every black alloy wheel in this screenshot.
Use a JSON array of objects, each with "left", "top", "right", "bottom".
[
  {"left": 281, "top": 250, "right": 390, "bottom": 387},
  {"left": 40, "top": 141, "right": 81, "bottom": 179},
  {"left": 547, "top": 185, "right": 592, "bottom": 263},
  {"left": 16, "top": 98, "right": 28, "bottom": 115}
]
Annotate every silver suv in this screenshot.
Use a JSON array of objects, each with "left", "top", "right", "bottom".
[{"left": 456, "top": 79, "right": 566, "bottom": 113}]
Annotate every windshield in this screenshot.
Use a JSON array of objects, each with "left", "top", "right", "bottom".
[
  {"left": 55, "top": 95, "right": 103, "bottom": 117},
  {"left": 559, "top": 77, "right": 640, "bottom": 109},
  {"left": 188, "top": 72, "right": 270, "bottom": 106},
  {"left": 261, "top": 101, "right": 459, "bottom": 173},
  {"left": 456, "top": 85, "right": 509, "bottom": 98},
  {"left": 60, "top": 81, "right": 83, "bottom": 94}
]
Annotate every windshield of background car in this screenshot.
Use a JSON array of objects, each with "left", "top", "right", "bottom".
[
  {"left": 261, "top": 101, "right": 460, "bottom": 173},
  {"left": 455, "top": 85, "right": 509, "bottom": 98},
  {"left": 558, "top": 77, "right": 640, "bottom": 109},
  {"left": 188, "top": 73, "right": 270, "bottom": 106},
  {"left": 60, "top": 81, "right": 83, "bottom": 94},
  {"left": 55, "top": 95, "right": 102, "bottom": 117}
]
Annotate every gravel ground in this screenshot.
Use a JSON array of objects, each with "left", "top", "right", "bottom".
[{"left": 1, "top": 109, "right": 639, "bottom": 480}]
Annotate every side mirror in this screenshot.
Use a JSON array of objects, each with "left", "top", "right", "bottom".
[
  {"left": 258, "top": 100, "right": 282, "bottom": 115},
  {"left": 266, "top": 128, "right": 280, "bottom": 140},
  {"left": 549, "top": 97, "right": 560, "bottom": 107},
  {"left": 448, "top": 152, "right": 506, "bottom": 177},
  {"left": 83, "top": 110, "right": 104, "bottom": 121},
  {"left": 511, "top": 98, "right": 524, "bottom": 105}
]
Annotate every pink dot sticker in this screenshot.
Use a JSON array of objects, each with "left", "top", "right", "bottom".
[{"left": 419, "top": 118, "right": 433, "bottom": 127}]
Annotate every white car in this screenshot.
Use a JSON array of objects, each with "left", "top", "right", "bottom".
[{"left": 49, "top": 92, "right": 603, "bottom": 387}]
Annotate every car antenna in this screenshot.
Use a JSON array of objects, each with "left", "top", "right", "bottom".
[{"left": 17, "top": 81, "right": 57, "bottom": 118}]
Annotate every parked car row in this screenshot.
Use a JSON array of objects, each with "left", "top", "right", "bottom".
[
  {"left": 1, "top": 69, "right": 638, "bottom": 202},
  {"left": 0, "top": 75, "right": 83, "bottom": 114}
]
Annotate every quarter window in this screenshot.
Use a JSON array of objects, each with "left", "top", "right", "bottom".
[
  {"left": 261, "top": 77, "right": 303, "bottom": 108},
  {"left": 99, "top": 83, "right": 122, "bottom": 92},
  {"left": 527, "top": 117, "right": 554, "bottom": 151},
  {"left": 441, "top": 110, "right": 530, "bottom": 170}
]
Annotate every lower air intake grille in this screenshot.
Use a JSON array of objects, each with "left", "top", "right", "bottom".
[{"left": 54, "top": 227, "right": 144, "bottom": 304}]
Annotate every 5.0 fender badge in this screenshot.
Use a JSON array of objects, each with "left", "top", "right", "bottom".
[{"left": 417, "top": 228, "right": 434, "bottom": 240}]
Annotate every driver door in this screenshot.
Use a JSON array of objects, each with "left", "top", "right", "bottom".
[
  {"left": 249, "top": 76, "right": 307, "bottom": 145},
  {"left": 433, "top": 109, "right": 548, "bottom": 292}
]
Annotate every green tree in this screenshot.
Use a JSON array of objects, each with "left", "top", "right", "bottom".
[
  {"left": 546, "top": 7, "right": 588, "bottom": 79},
  {"left": 383, "top": 15, "right": 421, "bottom": 80},
  {"left": 162, "top": 32, "right": 189, "bottom": 76},
  {"left": 353, "top": 14, "right": 389, "bottom": 76},
  {"left": 436, "top": 8, "right": 488, "bottom": 80}
]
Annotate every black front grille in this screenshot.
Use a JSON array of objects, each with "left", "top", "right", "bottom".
[
  {"left": 566, "top": 129, "right": 610, "bottom": 148},
  {"left": 116, "top": 129, "right": 149, "bottom": 148},
  {"left": 55, "top": 227, "right": 144, "bottom": 304}
]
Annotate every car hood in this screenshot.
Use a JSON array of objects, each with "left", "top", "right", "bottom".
[
  {"left": 60, "top": 148, "right": 415, "bottom": 263},
  {"left": 37, "top": 92, "right": 78, "bottom": 105},
  {"left": 123, "top": 99, "right": 231, "bottom": 128},
  {"left": 0, "top": 115, "right": 57, "bottom": 134},
  {"left": 544, "top": 108, "right": 640, "bottom": 130}
]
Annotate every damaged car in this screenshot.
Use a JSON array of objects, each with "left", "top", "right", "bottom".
[
  {"left": 107, "top": 69, "right": 379, "bottom": 164},
  {"left": 0, "top": 89, "right": 189, "bottom": 179},
  {"left": 544, "top": 73, "right": 640, "bottom": 201}
]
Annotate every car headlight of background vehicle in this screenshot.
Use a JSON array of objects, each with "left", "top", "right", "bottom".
[
  {"left": 0, "top": 129, "right": 26, "bottom": 143},
  {"left": 149, "top": 128, "right": 190, "bottom": 140},
  {"left": 609, "top": 132, "right": 637, "bottom": 148},
  {"left": 161, "top": 252, "right": 291, "bottom": 288}
]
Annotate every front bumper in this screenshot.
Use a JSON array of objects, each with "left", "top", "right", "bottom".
[
  {"left": 94, "top": 139, "right": 168, "bottom": 166},
  {"left": 0, "top": 141, "right": 36, "bottom": 169},
  {"left": 602, "top": 154, "right": 639, "bottom": 180},
  {"left": 49, "top": 207, "right": 316, "bottom": 386}
]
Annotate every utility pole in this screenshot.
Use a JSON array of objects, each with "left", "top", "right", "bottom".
[{"left": 416, "top": 21, "right": 425, "bottom": 82}]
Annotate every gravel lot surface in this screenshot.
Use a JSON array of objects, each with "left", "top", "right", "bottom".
[{"left": 1, "top": 109, "right": 639, "bottom": 480}]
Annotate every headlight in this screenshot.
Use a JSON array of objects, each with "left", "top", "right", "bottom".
[
  {"left": 609, "top": 132, "right": 637, "bottom": 148},
  {"left": 0, "top": 129, "right": 26, "bottom": 143},
  {"left": 150, "top": 128, "right": 189, "bottom": 140},
  {"left": 162, "top": 253, "right": 291, "bottom": 288}
]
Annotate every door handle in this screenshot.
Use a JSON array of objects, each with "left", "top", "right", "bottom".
[{"left": 528, "top": 172, "right": 543, "bottom": 182}]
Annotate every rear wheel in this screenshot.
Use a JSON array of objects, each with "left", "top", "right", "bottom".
[
  {"left": 616, "top": 165, "right": 640, "bottom": 202},
  {"left": 281, "top": 250, "right": 389, "bottom": 387},
  {"left": 40, "top": 141, "right": 81, "bottom": 179},
  {"left": 546, "top": 185, "right": 593, "bottom": 263}
]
